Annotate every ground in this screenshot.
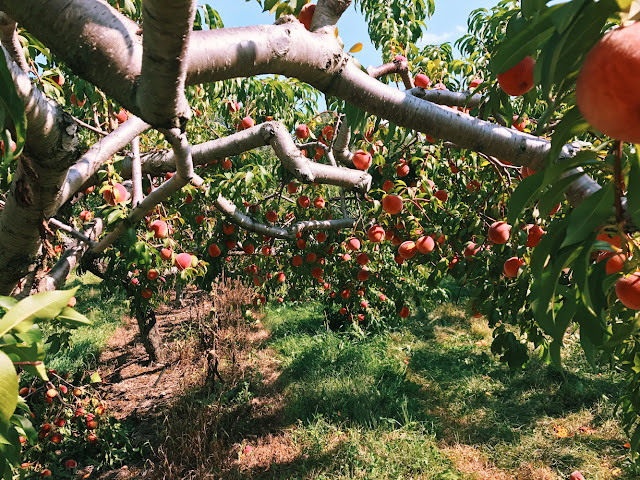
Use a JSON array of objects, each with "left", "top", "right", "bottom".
[{"left": 67, "top": 285, "right": 634, "bottom": 479}]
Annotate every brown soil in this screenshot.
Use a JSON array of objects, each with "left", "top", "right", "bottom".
[{"left": 94, "top": 287, "right": 299, "bottom": 479}]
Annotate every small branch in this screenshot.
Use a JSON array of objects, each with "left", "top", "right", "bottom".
[
  {"left": 72, "top": 116, "right": 108, "bottom": 136},
  {"left": 215, "top": 194, "right": 356, "bottom": 239},
  {"left": 613, "top": 140, "right": 624, "bottom": 225},
  {"left": 333, "top": 120, "right": 354, "bottom": 167},
  {"left": 37, "top": 219, "right": 104, "bottom": 292},
  {"left": 48, "top": 218, "right": 96, "bottom": 246},
  {"left": 131, "top": 136, "right": 143, "bottom": 206},
  {"left": 368, "top": 57, "right": 413, "bottom": 89},
  {"left": 408, "top": 88, "right": 483, "bottom": 109}
]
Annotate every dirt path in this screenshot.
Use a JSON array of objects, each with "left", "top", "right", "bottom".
[{"left": 94, "top": 290, "right": 300, "bottom": 479}]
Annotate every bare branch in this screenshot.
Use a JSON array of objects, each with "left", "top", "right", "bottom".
[
  {"left": 130, "top": 136, "right": 143, "bottom": 206},
  {"left": 37, "top": 219, "right": 103, "bottom": 292},
  {"left": 53, "top": 116, "right": 150, "bottom": 216},
  {"left": 333, "top": 120, "right": 354, "bottom": 167},
  {"left": 137, "top": 0, "right": 196, "bottom": 127},
  {"left": 408, "top": 87, "right": 483, "bottom": 109},
  {"left": 48, "top": 217, "right": 96, "bottom": 246},
  {"left": 368, "top": 57, "right": 413, "bottom": 89},
  {"left": 215, "top": 194, "right": 355, "bottom": 240}
]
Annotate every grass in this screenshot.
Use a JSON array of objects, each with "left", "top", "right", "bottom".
[
  {"left": 44, "top": 271, "right": 128, "bottom": 375},
  {"left": 261, "top": 301, "right": 635, "bottom": 479}
]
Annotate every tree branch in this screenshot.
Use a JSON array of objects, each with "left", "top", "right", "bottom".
[
  {"left": 312, "top": 0, "right": 352, "bottom": 31},
  {"left": 137, "top": 0, "right": 196, "bottom": 127},
  {"left": 215, "top": 194, "right": 355, "bottom": 240},
  {"left": 0, "top": 12, "right": 28, "bottom": 72}
]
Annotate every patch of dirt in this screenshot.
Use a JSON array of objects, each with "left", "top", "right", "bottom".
[
  {"left": 442, "top": 444, "right": 557, "bottom": 480},
  {"left": 94, "top": 286, "right": 302, "bottom": 479},
  {"left": 97, "top": 290, "right": 214, "bottom": 420}
]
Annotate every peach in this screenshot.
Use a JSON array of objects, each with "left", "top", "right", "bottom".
[
  {"left": 496, "top": 56, "right": 535, "bottom": 96},
  {"left": 416, "top": 235, "right": 435, "bottom": 254},
  {"left": 414, "top": 74, "right": 431, "bottom": 88},
  {"left": 148, "top": 220, "right": 168, "bottom": 238},
  {"left": 352, "top": 150, "right": 372, "bottom": 170},
  {"left": 175, "top": 253, "right": 192, "bottom": 271},
  {"left": 298, "top": 3, "right": 316, "bottom": 30},
  {"left": 398, "top": 240, "right": 417, "bottom": 259},
  {"left": 488, "top": 221, "right": 511, "bottom": 244},
  {"left": 576, "top": 22, "right": 640, "bottom": 143},
  {"left": 367, "top": 225, "right": 385, "bottom": 242},
  {"left": 503, "top": 257, "right": 524, "bottom": 278},
  {"left": 382, "top": 194, "right": 403, "bottom": 215},
  {"left": 616, "top": 272, "right": 640, "bottom": 309},
  {"left": 298, "top": 195, "right": 310, "bottom": 208},
  {"left": 103, "top": 183, "right": 127, "bottom": 205},
  {"left": 346, "top": 237, "right": 361, "bottom": 251},
  {"left": 295, "top": 124, "right": 310, "bottom": 139}
]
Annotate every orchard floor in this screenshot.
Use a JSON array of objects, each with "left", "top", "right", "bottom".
[{"left": 86, "top": 291, "right": 635, "bottom": 479}]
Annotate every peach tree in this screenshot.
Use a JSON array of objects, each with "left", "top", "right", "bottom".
[{"left": 1, "top": 0, "right": 640, "bottom": 475}]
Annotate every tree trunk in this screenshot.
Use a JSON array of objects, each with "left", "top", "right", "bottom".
[{"left": 134, "top": 306, "right": 163, "bottom": 363}]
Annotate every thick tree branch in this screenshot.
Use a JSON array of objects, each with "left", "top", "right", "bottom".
[
  {"left": 130, "top": 136, "right": 142, "bottom": 206},
  {"left": 137, "top": 0, "right": 196, "bottom": 127},
  {"left": 53, "top": 116, "right": 150, "bottom": 215},
  {"left": 121, "top": 121, "right": 372, "bottom": 193},
  {"left": 311, "top": 0, "right": 352, "bottom": 31},
  {"left": 215, "top": 194, "right": 355, "bottom": 240},
  {"left": 0, "top": 12, "right": 27, "bottom": 72}
]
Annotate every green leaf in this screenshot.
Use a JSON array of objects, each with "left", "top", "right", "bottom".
[
  {"left": 0, "top": 298, "right": 16, "bottom": 311},
  {"left": 56, "top": 307, "right": 91, "bottom": 328},
  {"left": 489, "top": 8, "right": 555, "bottom": 74},
  {"left": 90, "top": 371, "right": 102, "bottom": 383},
  {"left": 538, "top": 170, "right": 585, "bottom": 217},
  {"left": 560, "top": 184, "right": 614, "bottom": 248},
  {"left": 546, "top": 105, "right": 590, "bottom": 167},
  {"left": 0, "top": 351, "right": 17, "bottom": 427},
  {"left": 507, "top": 172, "right": 545, "bottom": 225},
  {"left": 627, "top": 145, "right": 640, "bottom": 228},
  {"left": 0, "top": 289, "right": 77, "bottom": 338}
]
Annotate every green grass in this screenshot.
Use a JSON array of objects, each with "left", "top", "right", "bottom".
[
  {"left": 262, "top": 301, "right": 635, "bottom": 479},
  {"left": 44, "top": 272, "right": 128, "bottom": 375}
]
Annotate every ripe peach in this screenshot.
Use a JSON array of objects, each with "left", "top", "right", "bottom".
[
  {"left": 357, "top": 269, "right": 369, "bottom": 281},
  {"left": 521, "top": 166, "right": 535, "bottom": 178},
  {"left": 382, "top": 194, "right": 403, "bottom": 215},
  {"left": 434, "top": 190, "right": 448, "bottom": 202},
  {"left": 341, "top": 289, "right": 351, "bottom": 299},
  {"left": 292, "top": 255, "right": 303, "bottom": 267},
  {"left": 352, "top": 150, "right": 372, "bottom": 170},
  {"left": 222, "top": 224, "right": 235, "bottom": 235},
  {"left": 399, "top": 241, "right": 417, "bottom": 259},
  {"left": 175, "top": 253, "right": 192, "bottom": 271},
  {"left": 576, "top": 22, "right": 640, "bottom": 143},
  {"left": 414, "top": 74, "right": 431, "bottom": 88},
  {"left": 65, "top": 460, "right": 77, "bottom": 469},
  {"left": 367, "top": 225, "right": 385, "bottom": 242},
  {"left": 512, "top": 115, "right": 526, "bottom": 132},
  {"left": 605, "top": 253, "right": 626, "bottom": 274},
  {"left": 295, "top": 124, "right": 310, "bottom": 139},
  {"left": 396, "top": 163, "right": 410, "bottom": 177},
  {"left": 240, "top": 116, "right": 255, "bottom": 130},
  {"left": 298, "top": 3, "right": 316, "bottom": 30},
  {"left": 525, "top": 224, "right": 544, "bottom": 248},
  {"left": 298, "top": 195, "right": 310, "bottom": 208},
  {"left": 356, "top": 253, "right": 369, "bottom": 266},
  {"left": 496, "top": 56, "right": 535, "bottom": 96},
  {"left": 243, "top": 243, "right": 255, "bottom": 255},
  {"left": 160, "top": 248, "right": 173, "bottom": 261},
  {"left": 141, "top": 288, "right": 152, "bottom": 299},
  {"left": 488, "top": 221, "right": 511, "bottom": 244},
  {"left": 70, "top": 93, "right": 85, "bottom": 107},
  {"left": 616, "top": 272, "right": 640, "bottom": 309},
  {"left": 314, "top": 197, "right": 325, "bottom": 208},
  {"left": 339, "top": 307, "right": 347, "bottom": 315},
  {"left": 103, "top": 183, "right": 127, "bottom": 205},
  {"left": 147, "top": 269, "right": 159, "bottom": 280},
  {"left": 316, "top": 232, "right": 327, "bottom": 242},
  {"left": 287, "top": 182, "right": 298, "bottom": 194},
  {"left": 469, "top": 77, "right": 482, "bottom": 89},
  {"left": 399, "top": 306, "right": 410, "bottom": 318},
  {"left": 306, "top": 252, "right": 317, "bottom": 263},
  {"left": 266, "top": 210, "right": 278, "bottom": 223},
  {"left": 67, "top": 296, "right": 77, "bottom": 307},
  {"left": 503, "top": 257, "right": 524, "bottom": 278},
  {"left": 149, "top": 220, "right": 168, "bottom": 238},
  {"left": 297, "top": 238, "right": 307, "bottom": 250},
  {"left": 311, "top": 267, "right": 323, "bottom": 278},
  {"left": 416, "top": 235, "right": 435, "bottom": 254},
  {"left": 277, "top": 272, "right": 286, "bottom": 283},
  {"left": 464, "top": 243, "right": 480, "bottom": 259},
  {"left": 115, "top": 108, "right": 128, "bottom": 123}
]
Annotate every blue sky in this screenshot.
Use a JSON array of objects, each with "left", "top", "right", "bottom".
[{"left": 206, "top": 0, "right": 498, "bottom": 69}]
